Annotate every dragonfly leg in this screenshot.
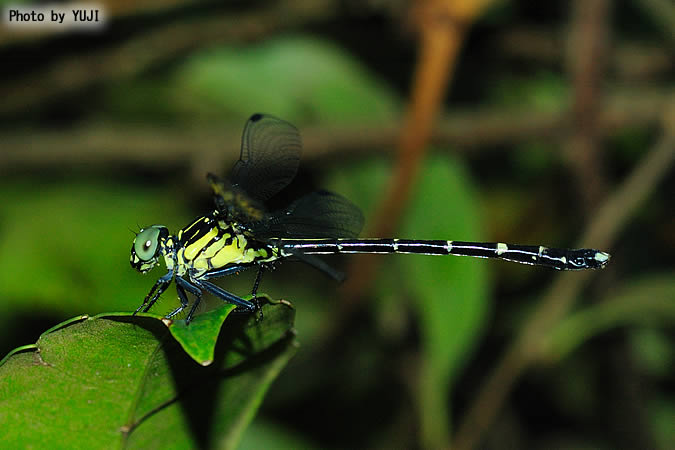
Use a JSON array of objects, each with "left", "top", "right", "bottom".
[
  {"left": 135, "top": 271, "right": 173, "bottom": 315},
  {"left": 251, "top": 265, "right": 266, "bottom": 321},
  {"left": 193, "top": 278, "right": 256, "bottom": 313},
  {"left": 204, "top": 264, "right": 265, "bottom": 319},
  {"left": 165, "top": 277, "right": 193, "bottom": 320},
  {"left": 173, "top": 276, "right": 205, "bottom": 324}
]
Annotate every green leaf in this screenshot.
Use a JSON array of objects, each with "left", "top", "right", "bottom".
[
  {"left": 629, "top": 327, "right": 674, "bottom": 378},
  {"left": 172, "top": 35, "right": 401, "bottom": 125},
  {"left": 398, "top": 155, "right": 490, "bottom": 448},
  {"left": 163, "top": 295, "right": 289, "bottom": 366},
  {"left": 489, "top": 71, "right": 569, "bottom": 111},
  {"left": 164, "top": 304, "right": 238, "bottom": 366},
  {"left": 649, "top": 396, "right": 675, "bottom": 450},
  {"left": 0, "top": 302, "right": 296, "bottom": 449},
  {"left": 544, "top": 273, "right": 675, "bottom": 363},
  {"left": 239, "top": 420, "right": 320, "bottom": 450}
]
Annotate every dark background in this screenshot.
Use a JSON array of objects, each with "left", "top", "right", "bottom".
[{"left": 0, "top": 1, "right": 672, "bottom": 449}]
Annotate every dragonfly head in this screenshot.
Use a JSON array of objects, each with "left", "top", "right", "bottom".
[{"left": 131, "top": 225, "right": 168, "bottom": 273}]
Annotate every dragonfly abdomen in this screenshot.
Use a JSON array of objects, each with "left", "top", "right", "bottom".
[
  {"left": 278, "top": 238, "right": 610, "bottom": 271},
  {"left": 279, "top": 238, "right": 449, "bottom": 255}
]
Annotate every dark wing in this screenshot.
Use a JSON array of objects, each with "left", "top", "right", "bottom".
[
  {"left": 207, "top": 173, "right": 266, "bottom": 222},
  {"left": 229, "top": 113, "right": 302, "bottom": 202},
  {"left": 247, "top": 190, "right": 365, "bottom": 239}
]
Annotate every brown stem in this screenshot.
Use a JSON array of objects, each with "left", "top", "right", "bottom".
[
  {"left": 0, "top": 89, "right": 667, "bottom": 176},
  {"left": 339, "top": 4, "right": 467, "bottom": 308},
  {"left": 565, "top": 0, "right": 611, "bottom": 214}
]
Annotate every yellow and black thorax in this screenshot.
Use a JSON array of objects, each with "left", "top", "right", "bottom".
[{"left": 171, "top": 212, "right": 279, "bottom": 278}]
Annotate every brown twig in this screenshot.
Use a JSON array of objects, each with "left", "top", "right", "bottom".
[
  {"left": 451, "top": 101, "right": 675, "bottom": 450},
  {"left": 564, "top": 4, "right": 658, "bottom": 447},
  {"left": 339, "top": 3, "right": 467, "bottom": 310},
  {"left": 336, "top": 1, "right": 495, "bottom": 448},
  {"left": 0, "top": 89, "right": 667, "bottom": 176},
  {"left": 498, "top": 27, "right": 673, "bottom": 81},
  {"left": 565, "top": 0, "right": 611, "bottom": 214}
]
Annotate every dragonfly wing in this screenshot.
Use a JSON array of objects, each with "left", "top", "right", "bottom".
[
  {"left": 229, "top": 113, "right": 302, "bottom": 202},
  {"left": 249, "top": 190, "right": 365, "bottom": 239},
  {"left": 207, "top": 173, "right": 266, "bottom": 222}
]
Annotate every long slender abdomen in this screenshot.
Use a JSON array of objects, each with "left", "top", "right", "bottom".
[{"left": 277, "top": 238, "right": 610, "bottom": 270}]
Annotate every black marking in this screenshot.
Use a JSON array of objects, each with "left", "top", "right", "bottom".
[{"left": 178, "top": 215, "right": 216, "bottom": 248}]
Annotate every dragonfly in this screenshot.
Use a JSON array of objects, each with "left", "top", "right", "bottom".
[{"left": 130, "top": 113, "right": 610, "bottom": 324}]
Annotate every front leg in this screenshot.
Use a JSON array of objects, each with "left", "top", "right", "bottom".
[
  {"left": 165, "top": 277, "right": 192, "bottom": 320},
  {"left": 175, "top": 276, "right": 204, "bottom": 324},
  {"left": 250, "top": 265, "right": 266, "bottom": 320},
  {"left": 134, "top": 271, "right": 173, "bottom": 315}
]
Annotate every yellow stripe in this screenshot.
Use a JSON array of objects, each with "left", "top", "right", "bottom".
[
  {"left": 183, "top": 227, "right": 219, "bottom": 261},
  {"left": 192, "top": 257, "right": 210, "bottom": 272},
  {"left": 201, "top": 235, "right": 228, "bottom": 259},
  {"left": 209, "top": 236, "right": 246, "bottom": 267}
]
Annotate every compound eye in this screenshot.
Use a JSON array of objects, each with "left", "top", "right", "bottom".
[{"left": 134, "top": 226, "right": 161, "bottom": 261}]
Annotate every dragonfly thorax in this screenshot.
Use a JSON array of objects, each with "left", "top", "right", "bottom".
[{"left": 169, "top": 213, "right": 280, "bottom": 279}]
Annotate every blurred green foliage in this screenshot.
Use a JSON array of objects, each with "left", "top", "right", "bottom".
[
  {"left": 1, "top": 3, "right": 672, "bottom": 447},
  {"left": 0, "top": 180, "right": 190, "bottom": 322},
  {"left": 105, "top": 35, "right": 401, "bottom": 126}
]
